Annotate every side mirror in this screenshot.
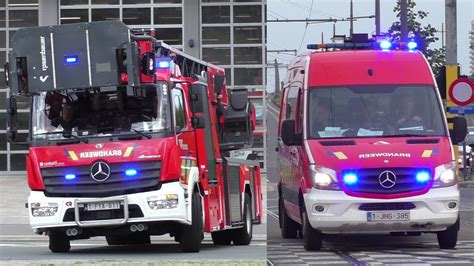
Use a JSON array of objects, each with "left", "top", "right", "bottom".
[
  {"left": 7, "top": 97, "right": 18, "bottom": 142},
  {"left": 213, "top": 74, "right": 225, "bottom": 95},
  {"left": 229, "top": 88, "right": 248, "bottom": 111},
  {"left": 189, "top": 83, "right": 206, "bottom": 114},
  {"left": 281, "top": 119, "right": 302, "bottom": 146},
  {"left": 451, "top": 117, "right": 468, "bottom": 144}
]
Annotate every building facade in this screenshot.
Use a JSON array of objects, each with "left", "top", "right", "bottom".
[{"left": 0, "top": 0, "right": 266, "bottom": 175}]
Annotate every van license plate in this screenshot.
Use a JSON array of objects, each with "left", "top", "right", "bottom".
[
  {"left": 85, "top": 201, "right": 120, "bottom": 211},
  {"left": 367, "top": 211, "right": 410, "bottom": 222}
]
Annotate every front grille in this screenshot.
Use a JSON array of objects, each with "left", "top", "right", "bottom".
[
  {"left": 359, "top": 202, "right": 416, "bottom": 211},
  {"left": 42, "top": 161, "right": 161, "bottom": 197},
  {"left": 343, "top": 168, "right": 430, "bottom": 194},
  {"left": 63, "top": 204, "right": 144, "bottom": 222}
]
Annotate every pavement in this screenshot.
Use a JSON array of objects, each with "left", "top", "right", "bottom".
[
  {"left": 265, "top": 100, "right": 474, "bottom": 266},
  {"left": 0, "top": 174, "right": 267, "bottom": 263}
]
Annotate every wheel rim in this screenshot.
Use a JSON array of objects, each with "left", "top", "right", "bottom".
[{"left": 246, "top": 205, "right": 252, "bottom": 235}]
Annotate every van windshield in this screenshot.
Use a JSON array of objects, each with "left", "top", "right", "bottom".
[{"left": 307, "top": 85, "right": 446, "bottom": 139}]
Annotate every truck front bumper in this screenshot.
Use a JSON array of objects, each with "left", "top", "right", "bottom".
[
  {"left": 303, "top": 186, "right": 459, "bottom": 234},
  {"left": 28, "top": 181, "right": 190, "bottom": 230}
]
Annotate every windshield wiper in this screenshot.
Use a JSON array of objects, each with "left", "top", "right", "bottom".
[
  {"left": 132, "top": 129, "right": 152, "bottom": 139},
  {"left": 35, "top": 131, "right": 89, "bottom": 143},
  {"left": 384, "top": 133, "right": 429, "bottom": 137}
]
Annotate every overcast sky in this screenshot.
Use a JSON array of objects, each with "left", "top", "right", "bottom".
[{"left": 267, "top": 0, "right": 474, "bottom": 92}]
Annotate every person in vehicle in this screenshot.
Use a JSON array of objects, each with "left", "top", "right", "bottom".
[
  {"left": 395, "top": 93, "right": 424, "bottom": 129},
  {"left": 310, "top": 99, "right": 331, "bottom": 135}
]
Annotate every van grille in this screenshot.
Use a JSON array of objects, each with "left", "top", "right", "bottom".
[
  {"left": 359, "top": 202, "right": 416, "bottom": 211},
  {"left": 343, "top": 168, "right": 430, "bottom": 195},
  {"left": 42, "top": 161, "right": 161, "bottom": 197}
]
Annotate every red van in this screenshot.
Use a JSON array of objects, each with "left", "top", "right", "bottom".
[{"left": 277, "top": 38, "right": 468, "bottom": 251}]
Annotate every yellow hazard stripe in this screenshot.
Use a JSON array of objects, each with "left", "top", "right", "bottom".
[
  {"left": 334, "top": 152, "right": 347, "bottom": 160},
  {"left": 68, "top": 151, "right": 78, "bottom": 161},
  {"left": 422, "top": 150, "right": 433, "bottom": 158},
  {"left": 123, "top": 146, "right": 134, "bottom": 157}
]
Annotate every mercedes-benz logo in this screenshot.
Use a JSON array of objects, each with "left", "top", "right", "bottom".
[
  {"left": 96, "top": 143, "right": 103, "bottom": 149},
  {"left": 90, "top": 161, "right": 111, "bottom": 182},
  {"left": 378, "top": 170, "right": 397, "bottom": 189}
]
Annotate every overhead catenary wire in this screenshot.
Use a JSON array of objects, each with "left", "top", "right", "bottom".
[
  {"left": 284, "top": 0, "right": 344, "bottom": 20},
  {"left": 297, "top": 0, "right": 315, "bottom": 52}
]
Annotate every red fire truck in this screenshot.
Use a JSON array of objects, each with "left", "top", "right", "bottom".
[
  {"left": 5, "top": 21, "right": 262, "bottom": 253},
  {"left": 277, "top": 35, "right": 468, "bottom": 250}
]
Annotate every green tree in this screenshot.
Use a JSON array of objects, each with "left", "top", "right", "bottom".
[{"left": 387, "top": 0, "right": 445, "bottom": 76}]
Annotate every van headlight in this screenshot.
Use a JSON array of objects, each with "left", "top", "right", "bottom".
[
  {"left": 309, "top": 165, "right": 340, "bottom": 190},
  {"left": 433, "top": 161, "right": 457, "bottom": 188}
]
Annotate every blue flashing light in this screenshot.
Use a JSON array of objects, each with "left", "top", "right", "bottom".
[
  {"left": 416, "top": 171, "right": 430, "bottom": 183},
  {"left": 64, "top": 55, "right": 78, "bottom": 64},
  {"left": 343, "top": 173, "right": 358, "bottom": 185},
  {"left": 156, "top": 60, "right": 170, "bottom": 69},
  {"left": 125, "top": 169, "right": 138, "bottom": 177},
  {"left": 379, "top": 40, "right": 392, "bottom": 50},
  {"left": 407, "top": 41, "right": 418, "bottom": 50},
  {"left": 65, "top": 174, "right": 76, "bottom": 180}
]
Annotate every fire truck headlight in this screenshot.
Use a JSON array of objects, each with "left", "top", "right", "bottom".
[
  {"left": 310, "top": 165, "right": 340, "bottom": 190},
  {"left": 433, "top": 162, "right": 457, "bottom": 188},
  {"left": 31, "top": 202, "right": 58, "bottom": 217},
  {"left": 147, "top": 194, "right": 179, "bottom": 210}
]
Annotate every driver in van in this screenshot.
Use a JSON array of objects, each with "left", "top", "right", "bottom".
[
  {"left": 395, "top": 93, "right": 424, "bottom": 128},
  {"left": 310, "top": 99, "right": 331, "bottom": 135}
]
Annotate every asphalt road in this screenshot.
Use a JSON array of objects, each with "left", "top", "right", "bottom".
[
  {"left": 265, "top": 99, "right": 474, "bottom": 266},
  {"left": 0, "top": 224, "right": 266, "bottom": 262}
]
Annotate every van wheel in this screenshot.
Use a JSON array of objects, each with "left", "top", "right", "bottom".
[
  {"left": 106, "top": 235, "right": 128, "bottom": 245},
  {"left": 279, "top": 196, "right": 298, "bottom": 238},
  {"left": 302, "top": 211, "right": 322, "bottom": 251},
  {"left": 211, "top": 230, "right": 232, "bottom": 245},
  {"left": 233, "top": 194, "right": 253, "bottom": 245},
  {"left": 49, "top": 230, "right": 70, "bottom": 253},
  {"left": 179, "top": 191, "right": 203, "bottom": 252},
  {"left": 437, "top": 217, "right": 459, "bottom": 249}
]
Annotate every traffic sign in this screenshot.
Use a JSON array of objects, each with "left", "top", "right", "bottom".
[
  {"left": 448, "top": 77, "right": 474, "bottom": 106},
  {"left": 447, "top": 105, "right": 474, "bottom": 115}
]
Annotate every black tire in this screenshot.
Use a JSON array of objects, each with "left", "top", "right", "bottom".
[
  {"left": 302, "top": 211, "right": 322, "bottom": 251},
  {"left": 437, "top": 217, "right": 459, "bottom": 249},
  {"left": 233, "top": 194, "right": 253, "bottom": 245},
  {"left": 179, "top": 191, "right": 203, "bottom": 252},
  {"left": 211, "top": 230, "right": 232, "bottom": 245},
  {"left": 49, "top": 230, "right": 71, "bottom": 253},
  {"left": 279, "top": 196, "right": 298, "bottom": 238},
  {"left": 106, "top": 235, "right": 128, "bottom": 245}
]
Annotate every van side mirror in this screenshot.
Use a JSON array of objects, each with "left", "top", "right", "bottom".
[
  {"left": 7, "top": 97, "right": 18, "bottom": 142},
  {"left": 451, "top": 117, "right": 467, "bottom": 144},
  {"left": 281, "top": 119, "right": 302, "bottom": 146}
]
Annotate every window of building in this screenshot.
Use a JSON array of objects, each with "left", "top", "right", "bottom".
[
  {"left": 0, "top": 31, "right": 5, "bottom": 48},
  {"left": 234, "top": 68, "right": 263, "bottom": 86},
  {"left": 11, "top": 153, "right": 27, "bottom": 170},
  {"left": 61, "top": 0, "right": 88, "bottom": 5},
  {"left": 123, "top": 8, "right": 151, "bottom": 25},
  {"left": 154, "top": 0, "right": 182, "bottom": 3},
  {"left": 154, "top": 7, "right": 182, "bottom": 25},
  {"left": 91, "top": 9, "right": 119, "bottom": 22},
  {"left": 202, "top": 6, "right": 229, "bottom": 24},
  {"left": 234, "top": 5, "right": 261, "bottom": 23},
  {"left": 91, "top": 0, "right": 119, "bottom": 5},
  {"left": 234, "top": 26, "right": 261, "bottom": 44},
  {"left": 154, "top": 28, "right": 182, "bottom": 45},
  {"left": 0, "top": 11, "right": 5, "bottom": 28},
  {"left": 9, "top": 10, "right": 38, "bottom": 28},
  {"left": 202, "top": 27, "right": 230, "bottom": 44},
  {"left": 124, "top": 0, "right": 151, "bottom": 4},
  {"left": 203, "top": 48, "right": 230, "bottom": 65},
  {"left": 60, "top": 9, "right": 88, "bottom": 24},
  {"left": 234, "top": 47, "right": 262, "bottom": 65}
]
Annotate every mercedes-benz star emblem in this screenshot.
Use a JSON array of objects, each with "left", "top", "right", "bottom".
[
  {"left": 378, "top": 170, "right": 397, "bottom": 189},
  {"left": 90, "top": 162, "right": 111, "bottom": 182}
]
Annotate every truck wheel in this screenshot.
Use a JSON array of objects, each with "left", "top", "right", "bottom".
[
  {"left": 437, "top": 217, "right": 459, "bottom": 249},
  {"left": 49, "top": 230, "right": 70, "bottom": 253},
  {"left": 302, "top": 211, "right": 322, "bottom": 251},
  {"left": 211, "top": 230, "right": 232, "bottom": 245},
  {"left": 233, "top": 194, "right": 253, "bottom": 245},
  {"left": 106, "top": 235, "right": 128, "bottom": 245},
  {"left": 180, "top": 191, "right": 203, "bottom": 252},
  {"left": 279, "top": 196, "right": 298, "bottom": 238}
]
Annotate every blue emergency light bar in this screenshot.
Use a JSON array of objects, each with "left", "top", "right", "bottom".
[
  {"left": 307, "top": 37, "right": 419, "bottom": 52},
  {"left": 156, "top": 59, "right": 171, "bottom": 69},
  {"left": 64, "top": 55, "right": 78, "bottom": 64}
]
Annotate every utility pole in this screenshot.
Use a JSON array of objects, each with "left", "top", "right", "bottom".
[
  {"left": 400, "top": 0, "right": 408, "bottom": 42},
  {"left": 375, "top": 0, "right": 381, "bottom": 35},
  {"left": 274, "top": 59, "right": 280, "bottom": 94},
  {"left": 350, "top": 0, "right": 354, "bottom": 37}
]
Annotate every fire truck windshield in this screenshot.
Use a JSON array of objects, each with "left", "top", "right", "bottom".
[
  {"left": 32, "top": 82, "right": 171, "bottom": 141},
  {"left": 307, "top": 85, "right": 446, "bottom": 139}
]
